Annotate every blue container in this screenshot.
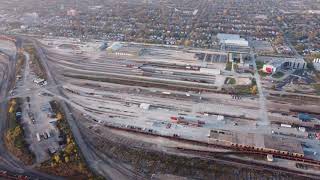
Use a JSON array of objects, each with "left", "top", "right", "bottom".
[{"left": 299, "top": 113, "right": 311, "bottom": 122}]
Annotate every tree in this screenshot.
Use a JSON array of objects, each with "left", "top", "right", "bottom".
[
  {"left": 295, "top": 44, "right": 305, "bottom": 52},
  {"left": 78, "top": 162, "right": 85, "bottom": 171},
  {"left": 251, "top": 85, "right": 257, "bottom": 95},
  {"left": 53, "top": 154, "right": 60, "bottom": 163},
  {"left": 308, "top": 31, "right": 317, "bottom": 41},
  {"left": 65, "top": 142, "right": 76, "bottom": 154},
  {"left": 9, "top": 106, "right": 14, "bottom": 113},
  {"left": 306, "top": 62, "right": 315, "bottom": 71},
  {"left": 184, "top": 40, "right": 192, "bottom": 47},
  {"left": 66, "top": 136, "right": 72, "bottom": 144},
  {"left": 64, "top": 156, "right": 69, "bottom": 163},
  {"left": 56, "top": 112, "right": 63, "bottom": 120},
  {"left": 10, "top": 99, "right": 16, "bottom": 106},
  {"left": 274, "top": 35, "right": 284, "bottom": 45},
  {"left": 12, "top": 126, "right": 22, "bottom": 138}
]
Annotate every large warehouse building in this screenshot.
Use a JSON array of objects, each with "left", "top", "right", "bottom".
[
  {"left": 217, "top": 33, "right": 249, "bottom": 48},
  {"left": 217, "top": 33, "right": 250, "bottom": 63}
]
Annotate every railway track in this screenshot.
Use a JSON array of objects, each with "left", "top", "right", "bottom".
[
  {"left": 31, "top": 37, "right": 320, "bottom": 179},
  {"left": 97, "top": 120, "right": 320, "bottom": 166},
  {"left": 81, "top": 111, "right": 320, "bottom": 179},
  {"left": 174, "top": 147, "right": 320, "bottom": 179},
  {"left": 62, "top": 72, "right": 220, "bottom": 93}
]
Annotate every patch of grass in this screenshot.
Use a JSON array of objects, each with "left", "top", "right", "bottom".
[
  {"left": 233, "top": 63, "right": 238, "bottom": 70},
  {"left": 256, "top": 61, "right": 264, "bottom": 70},
  {"left": 251, "top": 78, "right": 257, "bottom": 86},
  {"left": 258, "top": 70, "right": 269, "bottom": 77},
  {"left": 272, "top": 71, "right": 284, "bottom": 78},
  {"left": 306, "top": 62, "right": 315, "bottom": 71},
  {"left": 235, "top": 85, "right": 251, "bottom": 95},
  {"left": 225, "top": 77, "right": 236, "bottom": 85},
  {"left": 225, "top": 62, "right": 232, "bottom": 71},
  {"left": 233, "top": 85, "right": 257, "bottom": 95}
]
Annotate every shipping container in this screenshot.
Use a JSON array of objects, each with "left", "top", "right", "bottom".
[
  {"left": 298, "top": 113, "right": 312, "bottom": 122},
  {"left": 46, "top": 131, "right": 51, "bottom": 138},
  {"left": 36, "top": 133, "right": 41, "bottom": 142},
  {"left": 281, "top": 124, "right": 292, "bottom": 128}
]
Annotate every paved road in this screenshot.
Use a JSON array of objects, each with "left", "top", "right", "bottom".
[
  {"left": 32, "top": 38, "right": 142, "bottom": 179},
  {"left": 0, "top": 38, "right": 63, "bottom": 179},
  {"left": 0, "top": 47, "right": 25, "bottom": 172},
  {"left": 22, "top": 51, "right": 30, "bottom": 84},
  {"left": 251, "top": 51, "right": 270, "bottom": 126}
]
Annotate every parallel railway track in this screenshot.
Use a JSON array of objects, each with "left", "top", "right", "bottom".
[{"left": 100, "top": 121, "right": 320, "bottom": 166}]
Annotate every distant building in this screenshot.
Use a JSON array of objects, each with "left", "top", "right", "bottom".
[
  {"left": 313, "top": 58, "right": 320, "bottom": 71},
  {"left": 262, "top": 57, "right": 306, "bottom": 74},
  {"left": 217, "top": 33, "right": 241, "bottom": 42},
  {"left": 262, "top": 61, "right": 283, "bottom": 73},
  {"left": 217, "top": 33, "right": 250, "bottom": 63},
  {"left": 107, "top": 42, "right": 143, "bottom": 57},
  {"left": 67, "top": 9, "right": 78, "bottom": 16},
  {"left": 224, "top": 39, "right": 249, "bottom": 47},
  {"left": 217, "top": 33, "right": 249, "bottom": 47}
]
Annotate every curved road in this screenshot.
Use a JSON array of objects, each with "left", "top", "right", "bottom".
[
  {"left": 0, "top": 38, "right": 64, "bottom": 179},
  {"left": 31, "top": 38, "right": 145, "bottom": 179}
]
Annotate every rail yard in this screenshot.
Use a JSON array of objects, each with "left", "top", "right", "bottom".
[
  {"left": 0, "top": 0, "right": 320, "bottom": 179},
  {"left": 12, "top": 36, "right": 320, "bottom": 178},
  {"left": 0, "top": 34, "right": 319, "bottom": 179}
]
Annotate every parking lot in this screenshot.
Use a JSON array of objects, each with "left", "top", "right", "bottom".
[{"left": 14, "top": 51, "right": 60, "bottom": 163}]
